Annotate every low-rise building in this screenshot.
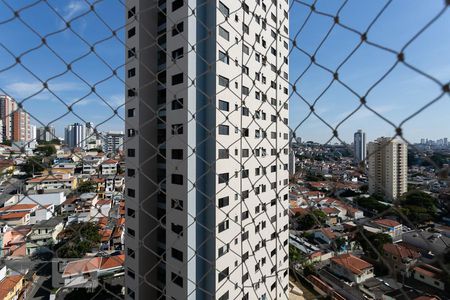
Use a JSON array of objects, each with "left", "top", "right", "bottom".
[
  {"left": 100, "top": 159, "right": 118, "bottom": 175},
  {"left": 372, "top": 219, "right": 402, "bottom": 241},
  {"left": 61, "top": 255, "right": 124, "bottom": 288},
  {"left": 329, "top": 253, "right": 374, "bottom": 284},
  {"left": 0, "top": 275, "right": 25, "bottom": 300},
  {"left": 382, "top": 243, "right": 420, "bottom": 275},
  {"left": 26, "top": 217, "right": 64, "bottom": 255},
  {"left": 26, "top": 174, "right": 77, "bottom": 191},
  {"left": 411, "top": 264, "right": 446, "bottom": 291}
]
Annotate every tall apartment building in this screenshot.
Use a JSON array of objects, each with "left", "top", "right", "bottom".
[
  {"left": 36, "top": 126, "right": 56, "bottom": 142},
  {"left": 124, "top": 1, "right": 290, "bottom": 299},
  {"left": 64, "top": 123, "right": 86, "bottom": 149},
  {"left": 103, "top": 131, "right": 124, "bottom": 153},
  {"left": 368, "top": 137, "right": 407, "bottom": 201},
  {"left": 11, "top": 108, "right": 31, "bottom": 142},
  {"left": 0, "top": 95, "right": 17, "bottom": 142},
  {"left": 354, "top": 129, "right": 366, "bottom": 165}
]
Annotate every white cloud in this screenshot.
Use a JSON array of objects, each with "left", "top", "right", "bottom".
[
  {"left": 64, "top": 1, "right": 87, "bottom": 20},
  {"left": 5, "top": 81, "right": 83, "bottom": 100}
]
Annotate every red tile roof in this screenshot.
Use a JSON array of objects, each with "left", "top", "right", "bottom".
[
  {"left": 0, "top": 275, "right": 23, "bottom": 299},
  {"left": 373, "top": 219, "right": 401, "bottom": 227},
  {"left": 383, "top": 243, "right": 420, "bottom": 259},
  {"left": 0, "top": 211, "right": 29, "bottom": 220},
  {"left": 331, "top": 254, "right": 373, "bottom": 275}
]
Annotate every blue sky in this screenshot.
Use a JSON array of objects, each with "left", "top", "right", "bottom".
[{"left": 0, "top": 0, "right": 449, "bottom": 143}]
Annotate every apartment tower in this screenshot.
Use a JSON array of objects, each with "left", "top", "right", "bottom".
[
  {"left": 368, "top": 137, "right": 407, "bottom": 201},
  {"left": 64, "top": 123, "right": 86, "bottom": 149},
  {"left": 124, "top": 0, "right": 290, "bottom": 299},
  {"left": 354, "top": 129, "right": 366, "bottom": 165}
]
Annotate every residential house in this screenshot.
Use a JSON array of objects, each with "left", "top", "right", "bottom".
[
  {"left": 61, "top": 255, "right": 124, "bottom": 288},
  {"left": 100, "top": 159, "right": 118, "bottom": 175},
  {"left": 1, "top": 226, "right": 31, "bottom": 257},
  {"left": 0, "top": 275, "right": 25, "bottom": 300},
  {"left": 25, "top": 173, "right": 77, "bottom": 191},
  {"left": 329, "top": 253, "right": 374, "bottom": 284},
  {"left": 314, "top": 228, "right": 337, "bottom": 245},
  {"left": 26, "top": 217, "right": 64, "bottom": 255},
  {"left": 372, "top": 219, "right": 402, "bottom": 241},
  {"left": 382, "top": 243, "right": 420, "bottom": 275},
  {"left": 411, "top": 264, "right": 446, "bottom": 291},
  {"left": 91, "top": 199, "right": 112, "bottom": 220},
  {"left": 402, "top": 231, "right": 450, "bottom": 259}
]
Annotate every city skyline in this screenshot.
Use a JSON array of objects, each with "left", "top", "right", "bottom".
[{"left": 0, "top": 0, "right": 448, "bottom": 143}]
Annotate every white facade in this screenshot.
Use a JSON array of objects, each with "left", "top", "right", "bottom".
[
  {"left": 368, "top": 137, "right": 407, "bottom": 201},
  {"left": 36, "top": 126, "right": 56, "bottom": 142},
  {"left": 124, "top": 1, "right": 290, "bottom": 299},
  {"left": 103, "top": 131, "right": 124, "bottom": 153},
  {"left": 354, "top": 129, "right": 366, "bottom": 164},
  {"left": 64, "top": 123, "right": 86, "bottom": 149}
]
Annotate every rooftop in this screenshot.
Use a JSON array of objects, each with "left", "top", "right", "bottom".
[
  {"left": 383, "top": 243, "right": 421, "bottom": 260},
  {"left": 331, "top": 253, "right": 373, "bottom": 275},
  {"left": 0, "top": 275, "right": 23, "bottom": 299},
  {"left": 373, "top": 219, "right": 401, "bottom": 227}
]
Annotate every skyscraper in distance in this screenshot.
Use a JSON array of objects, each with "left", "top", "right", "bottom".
[
  {"left": 124, "top": 1, "right": 290, "bottom": 299},
  {"left": 368, "top": 137, "right": 407, "bottom": 201},
  {"left": 64, "top": 123, "right": 86, "bottom": 149},
  {"left": 354, "top": 129, "right": 366, "bottom": 165}
]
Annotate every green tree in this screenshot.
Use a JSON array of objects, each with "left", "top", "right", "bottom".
[
  {"left": 77, "top": 180, "right": 97, "bottom": 193},
  {"left": 355, "top": 196, "right": 390, "bottom": 214},
  {"left": 37, "top": 144, "right": 56, "bottom": 157},
  {"left": 22, "top": 156, "right": 45, "bottom": 176},
  {"left": 399, "top": 191, "right": 437, "bottom": 224},
  {"left": 54, "top": 223, "right": 101, "bottom": 258},
  {"left": 355, "top": 231, "right": 392, "bottom": 259}
]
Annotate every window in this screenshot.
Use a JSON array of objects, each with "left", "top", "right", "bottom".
[
  {"left": 243, "top": 24, "right": 249, "bottom": 34},
  {"left": 242, "top": 149, "right": 249, "bottom": 157},
  {"left": 218, "top": 26, "right": 229, "bottom": 40},
  {"left": 218, "top": 196, "right": 229, "bottom": 208},
  {"left": 127, "top": 247, "right": 135, "bottom": 259},
  {"left": 128, "top": 88, "right": 136, "bottom": 97},
  {"left": 128, "top": 68, "right": 136, "bottom": 78},
  {"left": 218, "top": 1, "right": 229, "bottom": 17},
  {"left": 127, "top": 128, "right": 136, "bottom": 137},
  {"left": 128, "top": 7, "right": 136, "bottom": 19},
  {"left": 128, "top": 47, "right": 136, "bottom": 58},
  {"left": 171, "top": 198, "right": 183, "bottom": 211},
  {"left": 127, "top": 268, "right": 135, "bottom": 279},
  {"left": 128, "top": 27, "right": 136, "bottom": 38},
  {"left": 172, "top": 47, "right": 184, "bottom": 60},
  {"left": 218, "top": 50, "right": 229, "bottom": 64},
  {"left": 218, "top": 267, "right": 229, "bottom": 282},
  {"left": 171, "top": 149, "right": 183, "bottom": 159},
  {"left": 171, "top": 174, "right": 183, "bottom": 185},
  {"left": 172, "top": 73, "right": 183, "bottom": 85},
  {"left": 218, "top": 244, "right": 229, "bottom": 257},
  {"left": 171, "top": 124, "right": 183, "bottom": 135},
  {"left": 171, "top": 248, "right": 183, "bottom": 261},
  {"left": 127, "top": 108, "right": 135, "bottom": 117},
  {"left": 242, "top": 107, "right": 249, "bottom": 116},
  {"left": 171, "top": 98, "right": 183, "bottom": 110},
  {"left": 218, "top": 149, "right": 229, "bottom": 159},
  {"left": 218, "top": 173, "right": 229, "bottom": 184},
  {"left": 218, "top": 220, "right": 229, "bottom": 232},
  {"left": 127, "top": 168, "right": 135, "bottom": 177},
  {"left": 127, "top": 188, "right": 135, "bottom": 197},
  {"left": 218, "top": 75, "right": 229, "bottom": 87},
  {"left": 218, "top": 100, "right": 229, "bottom": 111},
  {"left": 171, "top": 223, "right": 183, "bottom": 235},
  {"left": 172, "top": 0, "right": 183, "bottom": 11},
  {"left": 127, "top": 227, "right": 135, "bottom": 237},
  {"left": 242, "top": 86, "right": 249, "bottom": 96},
  {"left": 127, "top": 208, "right": 136, "bottom": 218},
  {"left": 127, "top": 148, "right": 135, "bottom": 157},
  {"left": 172, "top": 22, "right": 184, "bottom": 36},
  {"left": 127, "top": 288, "right": 135, "bottom": 299},
  {"left": 171, "top": 272, "right": 183, "bottom": 287},
  {"left": 218, "top": 125, "right": 229, "bottom": 135},
  {"left": 243, "top": 44, "right": 249, "bottom": 55},
  {"left": 242, "top": 169, "right": 249, "bottom": 178},
  {"left": 218, "top": 291, "right": 229, "bottom": 300}
]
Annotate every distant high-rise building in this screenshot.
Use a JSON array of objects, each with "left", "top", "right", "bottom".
[
  {"left": 368, "top": 137, "right": 407, "bottom": 201},
  {"left": 30, "top": 125, "right": 36, "bottom": 142},
  {"left": 124, "top": 1, "right": 290, "bottom": 299},
  {"left": 0, "top": 95, "right": 18, "bottom": 142},
  {"left": 12, "top": 108, "right": 31, "bottom": 142},
  {"left": 36, "top": 126, "right": 56, "bottom": 142},
  {"left": 354, "top": 129, "right": 366, "bottom": 164},
  {"left": 103, "top": 131, "right": 124, "bottom": 153},
  {"left": 420, "top": 138, "right": 425, "bottom": 145},
  {"left": 444, "top": 138, "right": 448, "bottom": 146},
  {"left": 64, "top": 123, "right": 86, "bottom": 149}
]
